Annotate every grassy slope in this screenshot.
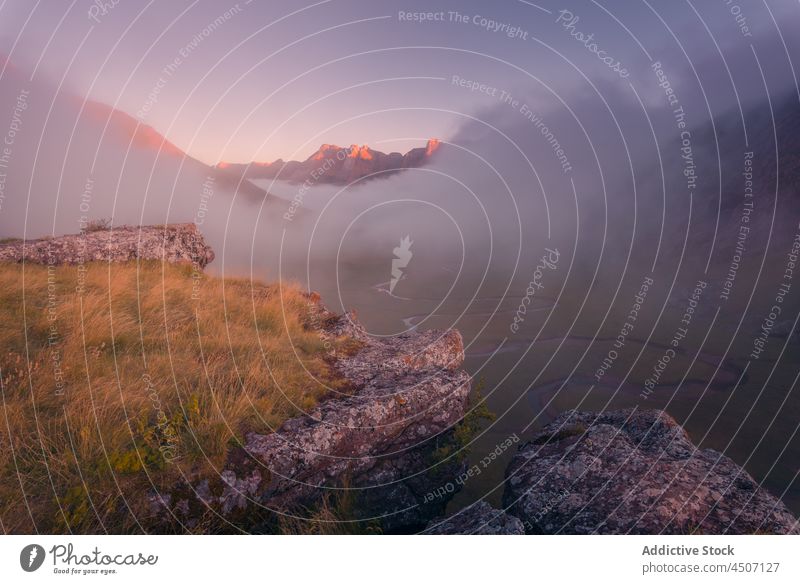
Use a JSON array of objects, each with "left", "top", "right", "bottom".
[{"left": 0, "top": 261, "right": 353, "bottom": 533}]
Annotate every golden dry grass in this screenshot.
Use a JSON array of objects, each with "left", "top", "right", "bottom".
[{"left": 0, "top": 260, "right": 351, "bottom": 533}]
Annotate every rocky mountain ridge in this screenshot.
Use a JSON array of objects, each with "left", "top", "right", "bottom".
[{"left": 216, "top": 139, "right": 441, "bottom": 186}]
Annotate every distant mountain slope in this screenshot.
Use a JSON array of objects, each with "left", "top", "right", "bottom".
[
  {"left": 78, "top": 99, "right": 269, "bottom": 201},
  {"left": 655, "top": 92, "right": 800, "bottom": 286},
  {"left": 688, "top": 93, "right": 800, "bottom": 234},
  {"left": 0, "top": 54, "right": 285, "bottom": 237},
  {"left": 217, "top": 139, "right": 441, "bottom": 185}
]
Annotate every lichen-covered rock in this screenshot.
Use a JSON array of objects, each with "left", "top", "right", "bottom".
[
  {"left": 503, "top": 409, "right": 799, "bottom": 534},
  {"left": 0, "top": 223, "right": 215, "bottom": 268},
  {"left": 152, "top": 308, "right": 472, "bottom": 531},
  {"left": 248, "top": 314, "right": 470, "bottom": 527},
  {"left": 424, "top": 501, "right": 524, "bottom": 535}
]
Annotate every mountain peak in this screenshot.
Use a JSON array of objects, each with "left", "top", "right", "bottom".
[
  {"left": 347, "top": 144, "right": 373, "bottom": 160},
  {"left": 310, "top": 143, "right": 342, "bottom": 160}
]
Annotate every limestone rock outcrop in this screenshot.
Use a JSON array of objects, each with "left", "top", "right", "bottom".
[
  {"left": 153, "top": 307, "right": 472, "bottom": 532},
  {"left": 0, "top": 223, "right": 215, "bottom": 268}
]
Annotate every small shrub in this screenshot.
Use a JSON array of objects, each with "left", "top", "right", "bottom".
[
  {"left": 83, "top": 217, "right": 112, "bottom": 232},
  {"left": 429, "top": 378, "right": 495, "bottom": 466}
]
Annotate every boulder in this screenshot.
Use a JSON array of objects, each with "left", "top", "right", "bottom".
[{"left": 503, "top": 408, "right": 799, "bottom": 534}]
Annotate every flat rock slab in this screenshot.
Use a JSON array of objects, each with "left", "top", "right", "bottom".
[{"left": 0, "top": 223, "right": 214, "bottom": 268}]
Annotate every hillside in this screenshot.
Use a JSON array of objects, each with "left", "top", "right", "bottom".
[{"left": 0, "top": 259, "right": 355, "bottom": 533}]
